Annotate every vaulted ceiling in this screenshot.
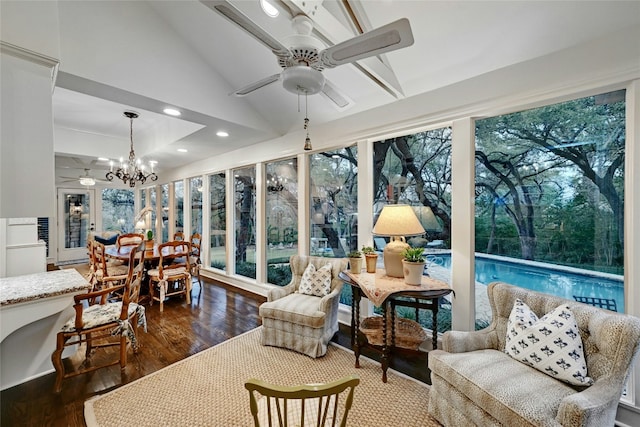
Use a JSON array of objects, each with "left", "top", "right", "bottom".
[{"left": 49, "top": 0, "right": 640, "bottom": 187}]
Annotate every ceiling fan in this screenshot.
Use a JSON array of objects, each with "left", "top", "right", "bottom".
[
  {"left": 202, "top": 0, "right": 414, "bottom": 110},
  {"left": 60, "top": 169, "right": 111, "bottom": 187}
]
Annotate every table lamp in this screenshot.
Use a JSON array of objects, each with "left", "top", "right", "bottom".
[{"left": 372, "top": 204, "right": 425, "bottom": 277}]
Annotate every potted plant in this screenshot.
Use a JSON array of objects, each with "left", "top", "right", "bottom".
[
  {"left": 145, "top": 229, "right": 154, "bottom": 250},
  {"left": 361, "top": 246, "right": 378, "bottom": 273},
  {"left": 347, "top": 250, "right": 363, "bottom": 273},
  {"left": 402, "top": 246, "right": 425, "bottom": 285}
]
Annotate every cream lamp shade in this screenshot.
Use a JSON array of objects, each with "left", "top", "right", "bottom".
[{"left": 372, "top": 204, "right": 425, "bottom": 277}]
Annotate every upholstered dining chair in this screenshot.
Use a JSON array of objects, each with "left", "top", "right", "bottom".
[
  {"left": 51, "top": 246, "right": 147, "bottom": 392},
  {"left": 260, "top": 255, "right": 348, "bottom": 358},
  {"left": 147, "top": 240, "right": 192, "bottom": 312},
  {"left": 245, "top": 375, "right": 359, "bottom": 427},
  {"left": 116, "top": 232, "right": 144, "bottom": 249}
]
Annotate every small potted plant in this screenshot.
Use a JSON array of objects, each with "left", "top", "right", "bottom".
[
  {"left": 145, "top": 229, "right": 154, "bottom": 250},
  {"left": 347, "top": 250, "right": 363, "bottom": 273},
  {"left": 402, "top": 246, "right": 425, "bottom": 285},
  {"left": 361, "top": 246, "right": 378, "bottom": 273}
]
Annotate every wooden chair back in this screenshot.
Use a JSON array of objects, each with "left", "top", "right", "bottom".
[
  {"left": 245, "top": 375, "right": 359, "bottom": 427},
  {"left": 173, "top": 231, "right": 185, "bottom": 241},
  {"left": 117, "top": 233, "right": 144, "bottom": 248},
  {"left": 157, "top": 240, "right": 191, "bottom": 280}
]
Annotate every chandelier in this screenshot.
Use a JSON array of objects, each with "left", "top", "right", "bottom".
[{"left": 106, "top": 111, "right": 158, "bottom": 187}]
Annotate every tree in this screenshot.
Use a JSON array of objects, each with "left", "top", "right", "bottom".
[{"left": 475, "top": 91, "right": 625, "bottom": 264}]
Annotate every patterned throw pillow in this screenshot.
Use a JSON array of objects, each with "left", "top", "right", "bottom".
[
  {"left": 298, "top": 263, "right": 332, "bottom": 297},
  {"left": 505, "top": 298, "right": 593, "bottom": 386}
]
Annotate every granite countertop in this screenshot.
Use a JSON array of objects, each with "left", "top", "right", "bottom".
[{"left": 0, "top": 269, "right": 91, "bottom": 306}]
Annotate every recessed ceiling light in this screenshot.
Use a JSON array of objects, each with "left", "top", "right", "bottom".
[
  {"left": 163, "top": 108, "right": 181, "bottom": 116},
  {"left": 216, "top": 131, "right": 229, "bottom": 137},
  {"left": 177, "top": 148, "right": 188, "bottom": 153},
  {"left": 98, "top": 157, "right": 109, "bottom": 161},
  {"left": 260, "top": 0, "right": 279, "bottom": 17}
]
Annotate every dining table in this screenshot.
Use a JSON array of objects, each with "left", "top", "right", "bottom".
[
  {"left": 104, "top": 243, "right": 189, "bottom": 262},
  {"left": 104, "top": 243, "right": 191, "bottom": 303}
]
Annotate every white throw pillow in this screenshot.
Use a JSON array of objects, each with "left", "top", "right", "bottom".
[
  {"left": 298, "top": 263, "right": 332, "bottom": 297},
  {"left": 505, "top": 298, "right": 593, "bottom": 386}
]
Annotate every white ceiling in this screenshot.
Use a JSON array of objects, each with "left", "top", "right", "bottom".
[{"left": 51, "top": 0, "right": 640, "bottom": 186}]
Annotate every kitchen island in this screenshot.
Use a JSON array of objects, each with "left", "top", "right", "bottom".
[{"left": 0, "top": 269, "right": 90, "bottom": 390}]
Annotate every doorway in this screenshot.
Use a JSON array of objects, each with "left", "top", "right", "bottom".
[{"left": 57, "top": 188, "right": 95, "bottom": 263}]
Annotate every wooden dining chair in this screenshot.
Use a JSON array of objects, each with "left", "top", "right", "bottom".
[
  {"left": 51, "top": 246, "right": 147, "bottom": 392},
  {"left": 147, "top": 240, "right": 192, "bottom": 312},
  {"left": 245, "top": 375, "right": 359, "bottom": 427},
  {"left": 173, "top": 231, "right": 185, "bottom": 241},
  {"left": 91, "top": 240, "right": 130, "bottom": 291},
  {"left": 116, "top": 233, "right": 144, "bottom": 249}
]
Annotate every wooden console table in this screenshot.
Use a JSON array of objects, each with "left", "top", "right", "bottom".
[{"left": 339, "top": 269, "right": 452, "bottom": 382}]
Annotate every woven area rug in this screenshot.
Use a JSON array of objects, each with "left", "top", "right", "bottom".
[{"left": 85, "top": 327, "right": 441, "bottom": 427}]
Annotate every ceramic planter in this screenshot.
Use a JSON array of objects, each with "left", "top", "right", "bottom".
[
  {"left": 365, "top": 254, "right": 378, "bottom": 273},
  {"left": 349, "top": 257, "right": 363, "bottom": 273},
  {"left": 402, "top": 259, "right": 425, "bottom": 285}
]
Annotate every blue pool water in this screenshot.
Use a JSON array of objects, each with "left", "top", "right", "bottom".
[{"left": 427, "top": 254, "right": 624, "bottom": 311}]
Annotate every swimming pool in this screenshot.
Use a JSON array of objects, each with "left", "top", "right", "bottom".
[{"left": 427, "top": 253, "right": 625, "bottom": 311}]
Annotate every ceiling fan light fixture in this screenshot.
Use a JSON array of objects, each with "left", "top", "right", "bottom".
[
  {"left": 79, "top": 177, "right": 96, "bottom": 186},
  {"left": 282, "top": 66, "right": 325, "bottom": 95}
]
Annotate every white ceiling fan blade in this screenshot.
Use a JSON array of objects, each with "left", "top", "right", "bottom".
[
  {"left": 232, "top": 74, "right": 281, "bottom": 96},
  {"left": 320, "top": 18, "right": 414, "bottom": 68},
  {"left": 320, "top": 79, "right": 353, "bottom": 111},
  {"left": 201, "top": 1, "right": 291, "bottom": 59}
]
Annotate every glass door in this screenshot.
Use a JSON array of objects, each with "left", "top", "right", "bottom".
[{"left": 57, "top": 188, "right": 95, "bottom": 263}]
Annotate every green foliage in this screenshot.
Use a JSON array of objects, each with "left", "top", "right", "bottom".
[
  {"left": 235, "top": 262, "right": 256, "bottom": 279},
  {"left": 347, "top": 250, "right": 362, "bottom": 258},
  {"left": 361, "top": 246, "right": 375, "bottom": 254},
  {"left": 402, "top": 246, "right": 425, "bottom": 263},
  {"left": 146, "top": 229, "right": 153, "bottom": 240},
  {"left": 267, "top": 264, "right": 292, "bottom": 286},
  {"left": 210, "top": 260, "right": 226, "bottom": 270}
]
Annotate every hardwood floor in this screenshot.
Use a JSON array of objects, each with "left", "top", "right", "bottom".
[{"left": 1, "top": 275, "right": 430, "bottom": 427}]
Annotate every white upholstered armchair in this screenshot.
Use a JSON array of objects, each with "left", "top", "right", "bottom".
[{"left": 259, "top": 255, "right": 348, "bottom": 358}]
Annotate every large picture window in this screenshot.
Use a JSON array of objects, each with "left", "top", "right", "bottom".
[
  {"left": 174, "top": 180, "right": 184, "bottom": 236},
  {"left": 161, "top": 183, "right": 169, "bottom": 243},
  {"left": 372, "top": 128, "right": 453, "bottom": 332},
  {"left": 309, "top": 146, "right": 357, "bottom": 305},
  {"left": 190, "top": 177, "right": 203, "bottom": 237},
  {"left": 234, "top": 167, "right": 256, "bottom": 279},
  {"left": 266, "top": 158, "right": 298, "bottom": 286},
  {"left": 474, "top": 90, "right": 625, "bottom": 326},
  {"left": 209, "top": 173, "right": 226, "bottom": 271}
]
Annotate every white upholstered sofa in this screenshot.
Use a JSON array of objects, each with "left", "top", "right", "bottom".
[
  {"left": 428, "top": 281, "right": 640, "bottom": 427},
  {"left": 259, "top": 255, "right": 348, "bottom": 358}
]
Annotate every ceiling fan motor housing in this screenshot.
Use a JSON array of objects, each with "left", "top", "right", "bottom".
[{"left": 282, "top": 65, "right": 325, "bottom": 95}]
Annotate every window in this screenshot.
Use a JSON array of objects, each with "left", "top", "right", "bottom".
[
  {"left": 234, "top": 167, "right": 256, "bottom": 279},
  {"left": 266, "top": 158, "right": 298, "bottom": 286},
  {"left": 209, "top": 173, "right": 226, "bottom": 271},
  {"left": 309, "top": 146, "right": 357, "bottom": 305},
  {"left": 372, "top": 128, "right": 453, "bottom": 332},
  {"left": 161, "top": 184, "right": 169, "bottom": 242},
  {"left": 174, "top": 180, "right": 184, "bottom": 236},
  {"left": 190, "top": 177, "right": 203, "bottom": 237},
  {"left": 474, "top": 90, "right": 625, "bottom": 327},
  {"left": 102, "top": 189, "right": 135, "bottom": 233},
  {"left": 150, "top": 187, "right": 157, "bottom": 238}
]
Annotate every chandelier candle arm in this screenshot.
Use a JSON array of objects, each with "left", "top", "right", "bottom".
[{"left": 106, "top": 111, "right": 158, "bottom": 187}]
